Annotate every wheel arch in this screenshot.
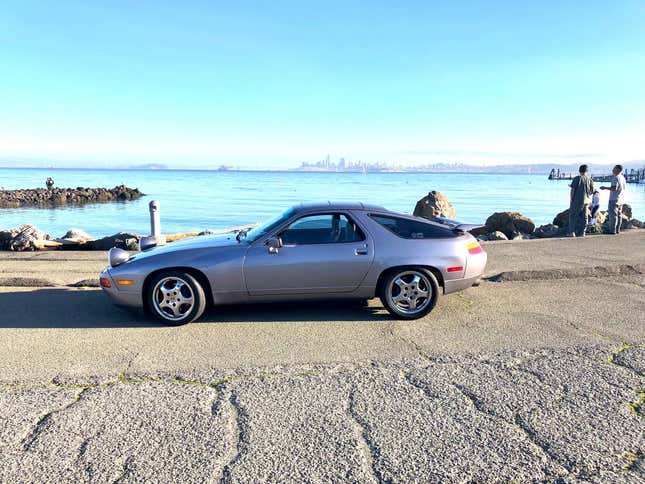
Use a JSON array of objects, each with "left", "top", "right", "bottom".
[
  {"left": 375, "top": 265, "right": 444, "bottom": 297},
  {"left": 142, "top": 266, "right": 214, "bottom": 310}
]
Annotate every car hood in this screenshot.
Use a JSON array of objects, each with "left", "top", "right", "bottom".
[{"left": 134, "top": 233, "right": 243, "bottom": 260}]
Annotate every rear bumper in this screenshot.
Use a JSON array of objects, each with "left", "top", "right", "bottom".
[
  {"left": 444, "top": 275, "right": 481, "bottom": 294},
  {"left": 444, "top": 248, "right": 487, "bottom": 294},
  {"left": 100, "top": 269, "right": 142, "bottom": 308}
]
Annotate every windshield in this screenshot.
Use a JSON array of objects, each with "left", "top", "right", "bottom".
[{"left": 244, "top": 208, "right": 296, "bottom": 242}]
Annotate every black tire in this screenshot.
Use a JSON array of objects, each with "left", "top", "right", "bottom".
[
  {"left": 146, "top": 271, "right": 206, "bottom": 325},
  {"left": 379, "top": 267, "right": 439, "bottom": 320}
]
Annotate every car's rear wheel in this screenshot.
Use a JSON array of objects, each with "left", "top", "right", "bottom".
[
  {"left": 380, "top": 268, "right": 439, "bottom": 320},
  {"left": 147, "top": 271, "right": 206, "bottom": 325}
]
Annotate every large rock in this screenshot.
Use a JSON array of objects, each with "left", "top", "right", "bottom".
[
  {"left": 0, "top": 228, "right": 19, "bottom": 250},
  {"left": 622, "top": 204, "right": 632, "bottom": 220},
  {"left": 487, "top": 231, "right": 508, "bottom": 241},
  {"left": 7, "top": 224, "right": 50, "bottom": 251},
  {"left": 413, "top": 191, "right": 456, "bottom": 219},
  {"left": 61, "top": 228, "right": 93, "bottom": 241},
  {"left": 534, "top": 224, "right": 559, "bottom": 238},
  {"left": 553, "top": 209, "right": 569, "bottom": 228},
  {"left": 484, "top": 212, "right": 535, "bottom": 239},
  {"left": 87, "top": 232, "right": 140, "bottom": 251},
  {"left": 553, "top": 208, "right": 605, "bottom": 228}
]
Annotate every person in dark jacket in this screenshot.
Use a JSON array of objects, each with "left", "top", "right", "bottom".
[{"left": 568, "top": 164, "right": 594, "bottom": 237}]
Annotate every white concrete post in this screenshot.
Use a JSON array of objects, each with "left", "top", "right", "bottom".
[{"left": 149, "top": 200, "right": 161, "bottom": 237}]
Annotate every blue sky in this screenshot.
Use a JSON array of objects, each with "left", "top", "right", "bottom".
[{"left": 1, "top": 1, "right": 644, "bottom": 168}]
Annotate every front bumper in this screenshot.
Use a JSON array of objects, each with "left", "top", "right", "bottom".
[{"left": 100, "top": 269, "right": 143, "bottom": 308}]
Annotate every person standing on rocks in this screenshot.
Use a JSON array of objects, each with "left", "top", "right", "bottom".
[
  {"left": 601, "top": 164, "right": 626, "bottom": 235},
  {"left": 45, "top": 177, "right": 54, "bottom": 190},
  {"left": 568, "top": 164, "right": 594, "bottom": 237}
]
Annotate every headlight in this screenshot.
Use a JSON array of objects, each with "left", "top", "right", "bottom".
[{"left": 109, "top": 247, "right": 130, "bottom": 267}]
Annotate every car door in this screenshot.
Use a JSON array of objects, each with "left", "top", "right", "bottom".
[{"left": 243, "top": 212, "right": 374, "bottom": 295}]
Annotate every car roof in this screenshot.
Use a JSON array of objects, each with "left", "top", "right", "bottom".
[{"left": 292, "top": 201, "right": 388, "bottom": 213}]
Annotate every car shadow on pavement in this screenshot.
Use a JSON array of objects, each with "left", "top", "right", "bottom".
[{"left": 0, "top": 288, "right": 389, "bottom": 328}]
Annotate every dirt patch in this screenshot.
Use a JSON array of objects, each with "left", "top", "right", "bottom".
[
  {"left": 0, "top": 277, "right": 57, "bottom": 287},
  {"left": 486, "top": 264, "right": 644, "bottom": 282}
]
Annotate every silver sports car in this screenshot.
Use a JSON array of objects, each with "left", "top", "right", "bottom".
[{"left": 100, "top": 202, "right": 487, "bottom": 324}]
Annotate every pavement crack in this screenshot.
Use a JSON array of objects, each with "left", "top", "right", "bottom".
[
  {"left": 512, "top": 413, "right": 573, "bottom": 476},
  {"left": 76, "top": 433, "right": 97, "bottom": 481},
  {"left": 218, "top": 390, "right": 247, "bottom": 484},
  {"left": 384, "top": 324, "right": 433, "bottom": 362},
  {"left": 607, "top": 343, "right": 644, "bottom": 378},
  {"left": 19, "top": 386, "right": 91, "bottom": 452},
  {"left": 452, "top": 383, "right": 571, "bottom": 478},
  {"left": 112, "top": 454, "right": 135, "bottom": 483},
  {"left": 347, "top": 386, "right": 389, "bottom": 483},
  {"left": 124, "top": 351, "right": 140, "bottom": 374},
  {"left": 403, "top": 372, "right": 441, "bottom": 400}
]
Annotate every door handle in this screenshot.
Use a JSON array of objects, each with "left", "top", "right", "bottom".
[{"left": 355, "top": 248, "right": 368, "bottom": 255}]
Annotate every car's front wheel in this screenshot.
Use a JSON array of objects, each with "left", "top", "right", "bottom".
[
  {"left": 147, "top": 271, "right": 206, "bottom": 325},
  {"left": 380, "top": 268, "right": 439, "bottom": 320}
]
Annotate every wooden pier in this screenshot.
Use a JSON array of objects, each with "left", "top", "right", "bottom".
[{"left": 548, "top": 167, "right": 645, "bottom": 184}]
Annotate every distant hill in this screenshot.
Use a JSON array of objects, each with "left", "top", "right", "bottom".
[{"left": 128, "top": 163, "right": 168, "bottom": 170}]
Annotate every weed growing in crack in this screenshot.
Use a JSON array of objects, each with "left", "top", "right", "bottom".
[
  {"left": 607, "top": 342, "right": 632, "bottom": 365},
  {"left": 622, "top": 450, "right": 642, "bottom": 471},
  {"left": 627, "top": 388, "right": 644, "bottom": 418}
]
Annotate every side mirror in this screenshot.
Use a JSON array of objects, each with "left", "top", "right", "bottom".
[{"left": 266, "top": 236, "right": 283, "bottom": 254}]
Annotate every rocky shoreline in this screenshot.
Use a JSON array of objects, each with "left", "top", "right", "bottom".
[
  {"left": 414, "top": 190, "right": 643, "bottom": 241},
  {"left": 0, "top": 190, "right": 642, "bottom": 251},
  {"left": 0, "top": 185, "right": 144, "bottom": 208}
]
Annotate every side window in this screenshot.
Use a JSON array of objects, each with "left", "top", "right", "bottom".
[
  {"left": 369, "top": 214, "right": 455, "bottom": 239},
  {"left": 280, "top": 213, "right": 365, "bottom": 245}
]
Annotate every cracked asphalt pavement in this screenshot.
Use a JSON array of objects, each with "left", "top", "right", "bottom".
[{"left": 0, "top": 232, "right": 644, "bottom": 481}]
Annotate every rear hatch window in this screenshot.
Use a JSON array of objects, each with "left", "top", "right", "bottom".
[{"left": 369, "top": 214, "right": 457, "bottom": 239}]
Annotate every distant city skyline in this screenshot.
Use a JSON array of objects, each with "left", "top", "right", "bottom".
[{"left": 1, "top": 1, "right": 644, "bottom": 168}]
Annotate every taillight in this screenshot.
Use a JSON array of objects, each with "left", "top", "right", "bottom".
[
  {"left": 100, "top": 277, "right": 112, "bottom": 288},
  {"left": 467, "top": 242, "right": 484, "bottom": 255}
]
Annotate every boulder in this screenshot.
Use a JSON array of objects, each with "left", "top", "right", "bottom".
[
  {"left": 602, "top": 213, "right": 632, "bottom": 233},
  {"left": 534, "top": 224, "right": 559, "bottom": 238},
  {"left": 61, "top": 228, "right": 93, "bottom": 241},
  {"left": 553, "top": 208, "right": 606, "bottom": 229},
  {"left": 553, "top": 209, "right": 569, "bottom": 228},
  {"left": 487, "top": 231, "right": 508, "bottom": 241},
  {"left": 622, "top": 204, "right": 632, "bottom": 220},
  {"left": 484, "top": 212, "right": 535, "bottom": 239},
  {"left": 413, "top": 191, "right": 456, "bottom": 219},
  {"left": 0, "top": 228, "right": 20, "bottom": 250},
  {"left": 630, "top": 218, "right": 643, "bottom": 229},
  {"left": 8, "top": 224, "right": 50, "bottom": 251},
  {"left": 87, "top": 232, "right": 140, "bottom": 251}
]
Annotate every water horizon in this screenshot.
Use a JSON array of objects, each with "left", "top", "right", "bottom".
[{"left": 1, "top": 167, "right": 644, "bottom": 237}]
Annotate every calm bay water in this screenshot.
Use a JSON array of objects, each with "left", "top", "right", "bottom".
[{"left": 1, "top": 168, "right": 644, "bottom": 237}]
